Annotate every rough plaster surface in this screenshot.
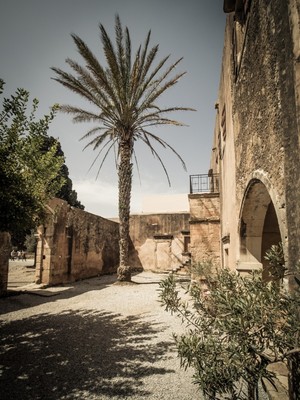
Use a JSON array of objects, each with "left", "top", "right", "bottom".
[{"left": 210, "top": 0, "right": 300, "bottom": 271}]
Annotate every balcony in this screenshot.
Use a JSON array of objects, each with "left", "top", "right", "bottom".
[{"left": 189, "top": 173, "right": 220, "bottom": 194}]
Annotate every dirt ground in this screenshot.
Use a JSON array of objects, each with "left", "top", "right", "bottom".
[
  {"left": 1, "top": 263, "right": 280, "bottom": 399},
  {"left": 1, "top": 266, "right": 202, "bottom": 400},
  {"left": 7, "top": 259, "right": 36, "bottom": 289}
]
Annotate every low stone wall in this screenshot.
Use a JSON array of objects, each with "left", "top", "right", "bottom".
[
  {"left": 33, "top": 201, "right": 191, "bottom": 285},
  {"left": 35, "top": 199, "right": 120, "bottom": 285}
]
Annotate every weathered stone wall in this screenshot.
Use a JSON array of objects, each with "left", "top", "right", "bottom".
[
  {"left": 210, "top": 16, "right": 239, "bottom": 270},
  {"left": 35, "top": 201, "right": 190, "bottom": 285},
  {"left": 129, "top": 213, "right": 190, "bottom": 272},
  {"left": 285, "top": 0, "right": 300, "bottom": 274},
  {"left": 188, "top": 194, "right": 220, "bottom": 266},
  {"left": 232, "top": 0, "right": 300, "bottom": 269},
  {"left": 35, "top": 199, "right": 120, "bottom": 285},
  {"left": 210, "top": 0, "right": 300, "bottom": 274},
  {"left": 233, "top": 2, "right": 288, "bottom": 204}
]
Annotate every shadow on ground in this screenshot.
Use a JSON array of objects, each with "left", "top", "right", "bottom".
[
  {"left": 0, "top": 308, "right": 175, "bottom": 399},
  {"left": 1, "top": 276, "right": 118, "bottom": 315},
  {"left": 1, "top": 271, "right": 177, "bottom": 315}
]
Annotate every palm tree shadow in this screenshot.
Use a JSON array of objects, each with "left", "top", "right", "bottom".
[
  {"left": 0, "top": 308, "right": 176, "bottom": 399},
  {"left": 1, "top": 275, "right": 118, "bottom": 314}
]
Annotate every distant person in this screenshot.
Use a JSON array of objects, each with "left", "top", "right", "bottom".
[
  {"left": 17, "top": 250, "right": 21, "bottom": 260},
  {"left": 21, "top": 250, "right": 26, "bottom": 261},
  {"left": 10, "top": 250, "right": 17, "bottom": 261}
]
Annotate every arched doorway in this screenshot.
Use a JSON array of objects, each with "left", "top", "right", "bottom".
[{"left": 238, "top": 179, "right": 282, "bottom": 273}]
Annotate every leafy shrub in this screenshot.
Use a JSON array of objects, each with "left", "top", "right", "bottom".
[{"left": 159, "top": 262, "right": 300, "bottom": 399}]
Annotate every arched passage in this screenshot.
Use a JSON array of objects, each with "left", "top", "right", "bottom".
[{"left": 238, "top": 179, "right": 282, "bottom": 272}]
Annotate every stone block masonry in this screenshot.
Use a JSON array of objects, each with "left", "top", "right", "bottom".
[{"left": 35, "top": 199, "right": 120, "bottom": 285}]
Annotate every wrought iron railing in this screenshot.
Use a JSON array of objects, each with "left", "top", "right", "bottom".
[{"left": 189, "top": 173, "right": 220, "bottom": 194}]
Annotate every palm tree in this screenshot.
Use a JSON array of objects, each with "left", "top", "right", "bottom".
[{"left": 52, "top": 15, "right": 194, "bottom": 281}]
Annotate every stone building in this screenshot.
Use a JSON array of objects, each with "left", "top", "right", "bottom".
[
  {"left": 31, "top": 199, "right": 190, "bottom": 287},
  {"left": 190, "top": 0, "right": 300, "bottom": 281},
  {"left": 0, "top": 198, "right": 190, "bottom": 292}
]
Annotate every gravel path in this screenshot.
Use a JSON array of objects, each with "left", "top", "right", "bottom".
[{"left": 0, "top": 271, "right": 203, "bottom": 400}]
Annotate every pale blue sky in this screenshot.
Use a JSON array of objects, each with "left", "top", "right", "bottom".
[{"left": 1, "top": 0, "right": 225, "bottom": 217}]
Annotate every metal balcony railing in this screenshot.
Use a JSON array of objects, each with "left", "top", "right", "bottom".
[{"left": 189, "top": 173, "right": 219, "bottom": 194}]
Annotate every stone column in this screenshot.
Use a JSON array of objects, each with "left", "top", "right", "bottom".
[{"left": 0, "top": 232, "right": 11, "bottom": 296}]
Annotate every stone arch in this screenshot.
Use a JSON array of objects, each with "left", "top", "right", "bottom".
[{"left": 237, "top": 171, "right": 286, "bottom": 272}]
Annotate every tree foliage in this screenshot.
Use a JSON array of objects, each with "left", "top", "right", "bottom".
[
  {"left": 0, "top": 80, "right": 65, "bottom": 238},
  {"left": 159, "top": 259, "right": 300, "bottom": 400},
  {"left": 52, "top": 15, "right": 194, "bottom": 281},
  {"left": 264, "top": 242, "right": 286, "bottom": 281},
  {"left": 56, "top": 163, "right": 84, "bottom": 209},
  {"left": 40, "top": 136, "right": 84, "bottom": 209}
]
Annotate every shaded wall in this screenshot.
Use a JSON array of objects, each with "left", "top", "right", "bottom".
[
  {"left": 210, "top": 0, "right": 300, "bottom": 275},
  {"left": 35, "top": 199, "right": 120, "bottom": 285},
  {"left": 129, "top": 213, "right": 190, "bottom": 272},
  {"left": 210, "top": 14, "right": 238, "bottom": 270},
  {"left": 232, "top": 0, "right": 299, "bottom": 270},
  {"left": 188, "top": 194, "right": 221, "bottom": 266},
  {"left": 35, "top": 201, "right": 190, "bottom": 285}
]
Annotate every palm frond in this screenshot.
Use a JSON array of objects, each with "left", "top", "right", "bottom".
[
  {"left": 141, "top": 119, "right": 186, "bottom": 128},
  {"left": 86, "top": 137, "right": 114, "bottom": 174},
  {"left": 139, "top": 132, "right": 171, "bottom": 186},
  {"left": 129, "top": 45, "right": 142, "bottom": 101},
  {"left": 139, "top": 68, "right": 186, "bottom": 113},
  {"left": 52, "top": 16, "right": 194, "bottom": 183},
  {"left": 58, "top": 105, "right": 115, "bottom": 128},
  {"left": 78, "top": 126, "right": 107, "bottom": 141},
  {"left": 141, "top": 128, "right": 187, "bottom": 171},
  {"left": 124, "top": 27, "right": 132, "bottom": 89},
  {"left": 99, "top": 22, "right": 123, "bottom": 102},
  {"left": 82, "top": 130, "right": 112, "bottom": 150},
  {"left": 51, "top": 68, "right": 96, "bottom": 104},
  {"left": 65, "top": 58, "right": 98, "bottom": 94},
  {"left": 65, "top": 58, "right": 115, "bottom": 112},
  {"left": 127, "top": 29, "right": 159, "bottom": 103},
  {"left": 59, "top": 105, "right": 99, "bottom": 120},
  {"left": 132, "top": 148, "right": 142, "bottom": 186},
  {"left": 70, "top": 34, "right": 121, "bottom": 114},
  {"left": 133, "top": 51, "right": 168, "bottom": 106},
  {"left": 95, "top": 139, "right": 117, "bottom": 179},
  {"left": 115, "top": 15, "right": 127, "bottom": 87},
  {"left": 135, "top": 106, "right": 195, "bottom": 127}
]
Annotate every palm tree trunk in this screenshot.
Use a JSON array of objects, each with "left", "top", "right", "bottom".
[{"left": 117, "top": 139, "right": 133, "bottom": 281}]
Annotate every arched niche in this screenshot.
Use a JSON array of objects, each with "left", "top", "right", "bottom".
[{"left": 237, "top": 178, "right": 283, "bottom": 273}]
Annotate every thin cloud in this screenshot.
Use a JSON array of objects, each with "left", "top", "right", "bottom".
[
  {"left": 73, "top": 178, "right": 145, "bottom": 218},
  {"left": 73, "top": 179, "right": 118, "bottom": 217},
  {"left": 73, "top": 177, "right": 189, "bottom": 218}
]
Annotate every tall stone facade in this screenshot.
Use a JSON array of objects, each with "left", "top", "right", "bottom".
[{"left": 209, "top": 0, "right": 300, "bottom": 280}]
